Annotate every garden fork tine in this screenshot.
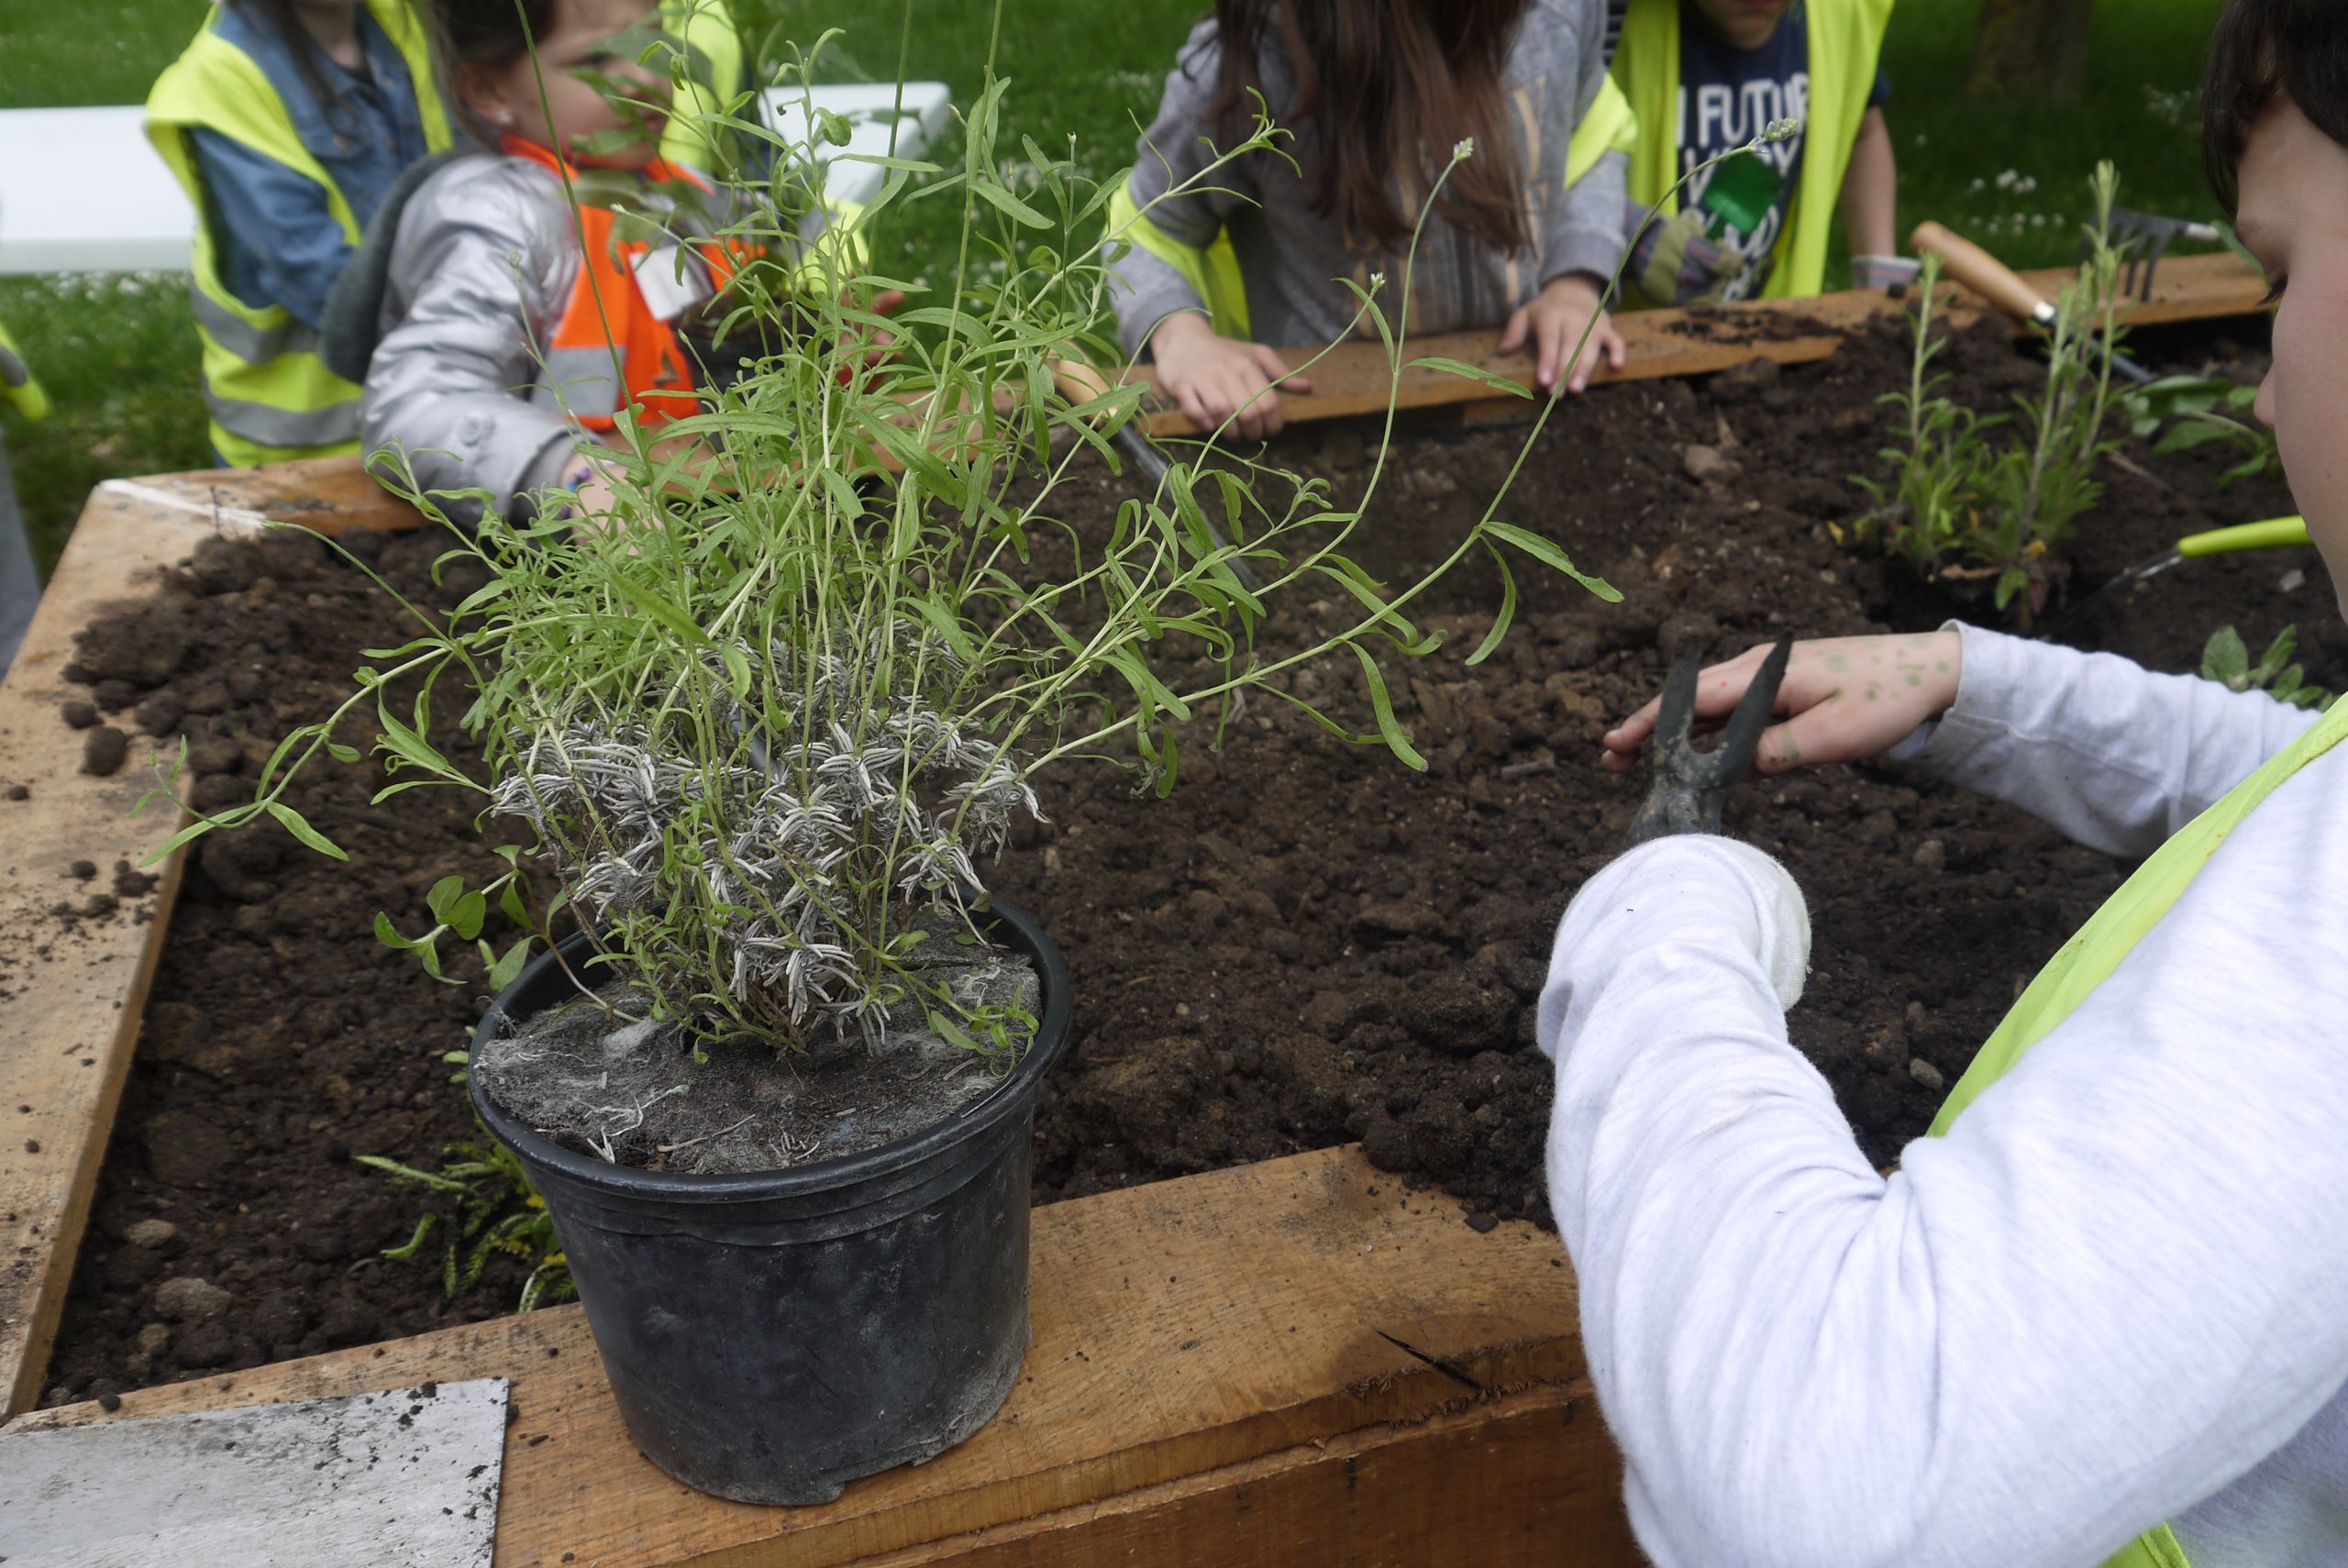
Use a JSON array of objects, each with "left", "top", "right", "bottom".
[
  {"left": 1711, "top": 638, "right": 1793, "bottom": 775},
  {"left": 2104, "top": 207, "right": 2227, "bottom": 302},
  {"left": 1626, "top": 638, "right": 1792, "bottom": 848}
]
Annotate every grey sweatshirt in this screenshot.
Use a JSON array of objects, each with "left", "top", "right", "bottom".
[
  {"left": 1541, "top": 625, "right": 2348, "bottom": 1568},
  {"left": 1107, "top": 0, "right": 1629, "bottom": 357}
]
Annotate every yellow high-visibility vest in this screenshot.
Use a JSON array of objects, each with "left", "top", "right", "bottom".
[
  {"left": 0, "top": 323, "right": 48, "bottom": 423},
  {"left": 147, "top": 0, "right": 450, "bottom": 467},
  {"left": 659, "top": 0, "right": 748, "bottom": 175},
  {"left": 1926, "top": 695, "right": 2348, "bottom": 1568},
  {"left": 1611, "top": 0, "right": 1893, "bottom": 300}
]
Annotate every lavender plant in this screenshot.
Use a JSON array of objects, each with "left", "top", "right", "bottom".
[
  {"left": 1855, "top": 162, "right": 2129, "bottom": 622},
  {"left": 160, "top": 12, "right": 1786, "bottom": 1066}
]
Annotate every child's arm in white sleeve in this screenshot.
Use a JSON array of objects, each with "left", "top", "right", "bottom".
[
  {"left": 1901, "top": 624, "right": 2322, "bottom": 857},
  {"left": 1544, "top": 816, "right": 2348, "bottom": 1568}
]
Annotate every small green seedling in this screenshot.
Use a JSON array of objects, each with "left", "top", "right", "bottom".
[
  {"left": 2120, "top": 375, "right": 2280, "bottom": 488},
  {"left": 359, "top": 1132, "right": 573, "bottom": 1311},
  {"left": 2199, "top": 624, "right": 2331, "bottom": 708}
]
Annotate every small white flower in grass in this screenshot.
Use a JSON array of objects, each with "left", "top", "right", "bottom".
[{"left": 1453, "top": 137, "right": 1477, "bottom": 162}]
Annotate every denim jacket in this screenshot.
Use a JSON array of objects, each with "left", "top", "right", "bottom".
[{"left": 187, "top": 4, "right": 431, "bottom": 329}]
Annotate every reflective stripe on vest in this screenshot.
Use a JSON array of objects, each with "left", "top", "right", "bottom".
[
  {"left": 205, "top": 389, "right": 360, "bottom": 449},
  {"left": 502, "top": 139, "right": 740, "bottom": 431},
  {"left": 144, "top": 0, "right": 450, "bottom": 466},
  {"left": 1107, "top": 71, "right": 1640, "bottom": 346},
  {"left": 1611, "top": 0, "right": 1892, "bottom": 302},
  {"left": 1929, "top": 691, "right": 2348, "bottom": 1568},
  {"left": 188, "top": 290, "right": 326, "bottom": 365}
]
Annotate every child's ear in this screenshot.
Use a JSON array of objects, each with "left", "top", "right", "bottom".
[{"left": 454, "top": 61, "right": 515, "bottom": 130}]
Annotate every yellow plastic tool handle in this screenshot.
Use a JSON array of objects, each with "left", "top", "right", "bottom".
[{"left": 2176, "top": 516, "right": 2311, "bottom": 558}]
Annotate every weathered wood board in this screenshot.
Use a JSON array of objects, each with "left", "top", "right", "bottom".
[
  {"left": 12, "top": 1146, "right": 1639, "bottom": 1568},
  {"left": 1135, "top": 248, "right": 2267, "bottom": 436},
  {"left": 0, "top": 494, "right": 220, "bottom": 1419},
  {"left": 94, "top": 456, "right": 427, "bottom": 537}
]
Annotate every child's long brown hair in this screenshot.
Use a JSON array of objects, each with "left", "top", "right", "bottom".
[{"left": 1207, "top": 0, "right": 1534, "bottom": 254}]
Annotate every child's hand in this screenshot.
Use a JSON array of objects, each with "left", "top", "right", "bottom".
[
  {"left": 1600, "top": 633, "right": 1963, "bottom": 777},
  {"left": 1149, "top": 312, "right": 1313, "bottom": 440},
  {"left": 1501, "top": 272, "right": 1628, "bottom": 396}
]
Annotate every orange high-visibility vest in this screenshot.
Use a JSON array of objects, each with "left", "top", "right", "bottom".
[{"left": 503, "top": 138, "right": 741, "bottom": 432}]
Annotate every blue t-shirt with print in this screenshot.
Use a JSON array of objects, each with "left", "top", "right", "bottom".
[{"left": 1676, "top": 2, "right": 1888, "bottom": 300}]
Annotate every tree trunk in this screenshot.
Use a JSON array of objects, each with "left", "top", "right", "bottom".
[{"left": 1965, "top": 0, "right": 2096, "bottom": 100}]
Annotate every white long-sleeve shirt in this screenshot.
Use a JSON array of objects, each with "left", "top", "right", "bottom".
[{"left": 1539, "top": 624, "right": 2348, "bottom": 1568}]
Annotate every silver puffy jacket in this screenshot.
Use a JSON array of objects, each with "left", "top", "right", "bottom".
[
  {"left": 363, "top": 152, "right": 586, "bottom": 525},
  {"left": 366, "top": 149, "right": 834, "bottom": 524}
]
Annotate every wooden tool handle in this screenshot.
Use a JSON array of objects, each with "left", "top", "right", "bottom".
[
  {"left": 1047, "top": 353, "right": 1117, "bottom": 409},
  {"left": 1910, "top": 221, "right": 2055, "bottom": 324}
]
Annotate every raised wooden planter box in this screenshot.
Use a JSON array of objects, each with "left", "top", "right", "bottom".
[{"left": 0, "top": 254, "right": 2265, "bottom": 1564}]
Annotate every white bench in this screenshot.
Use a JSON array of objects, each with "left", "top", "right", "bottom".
[
  {"left": 0, "top": 83, "right": 954, "bottom": 276},
  {"left": 0, "top": 106, "right": 193, "bottom": 273}
]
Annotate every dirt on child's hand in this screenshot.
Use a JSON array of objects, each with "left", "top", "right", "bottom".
[{"left": 1600, "top": 632, "right": 1963, "bottom": 778}]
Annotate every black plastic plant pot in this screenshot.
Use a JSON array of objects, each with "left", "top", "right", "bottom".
[{"left": 468, "top": 900, "right": 1070, "bottom": 1505}]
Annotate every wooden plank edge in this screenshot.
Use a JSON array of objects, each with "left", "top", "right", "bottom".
[
  {"left": 756, "top": 1383, "right": 1638, "bottom": 1568},
  {"left": 7, "top": 1144, "right": 1598, "bottom": 1568},
  {"left": 1130, "top": 251, "right": 2265, "bottom": 438},
  {"left": 106, "top": 456, "right": 425, "bottom": 536},
  {"left": 0, "top": 497, "right": 216, "bottom": 1416}
]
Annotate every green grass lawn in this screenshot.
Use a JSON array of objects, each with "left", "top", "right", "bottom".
[{"left": 0, "top": 0, "right": 2230, "bottom": 574}]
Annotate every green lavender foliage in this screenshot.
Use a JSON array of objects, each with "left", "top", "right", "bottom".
[
  {"left": 150, "top": 10, "right": 1790, "bottom": 1066},
  {"left": 1854, "top": 162, "right": 2130, "bottom": 623}
]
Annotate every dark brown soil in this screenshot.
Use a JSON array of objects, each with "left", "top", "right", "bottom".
[
  {"left": 35, "top": 527, "right": 527, "bottom": 1407},
  {"left": 1006, "top": 314, "right": 2316, "bottom": 1223},
  {"left": 34, "top": 308, "right": 2314, "bottom": 1408}
]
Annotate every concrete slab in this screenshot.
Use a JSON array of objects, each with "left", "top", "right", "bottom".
[{"left": 0, "top": 1377, "right": 508, "bottom": 1566}]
